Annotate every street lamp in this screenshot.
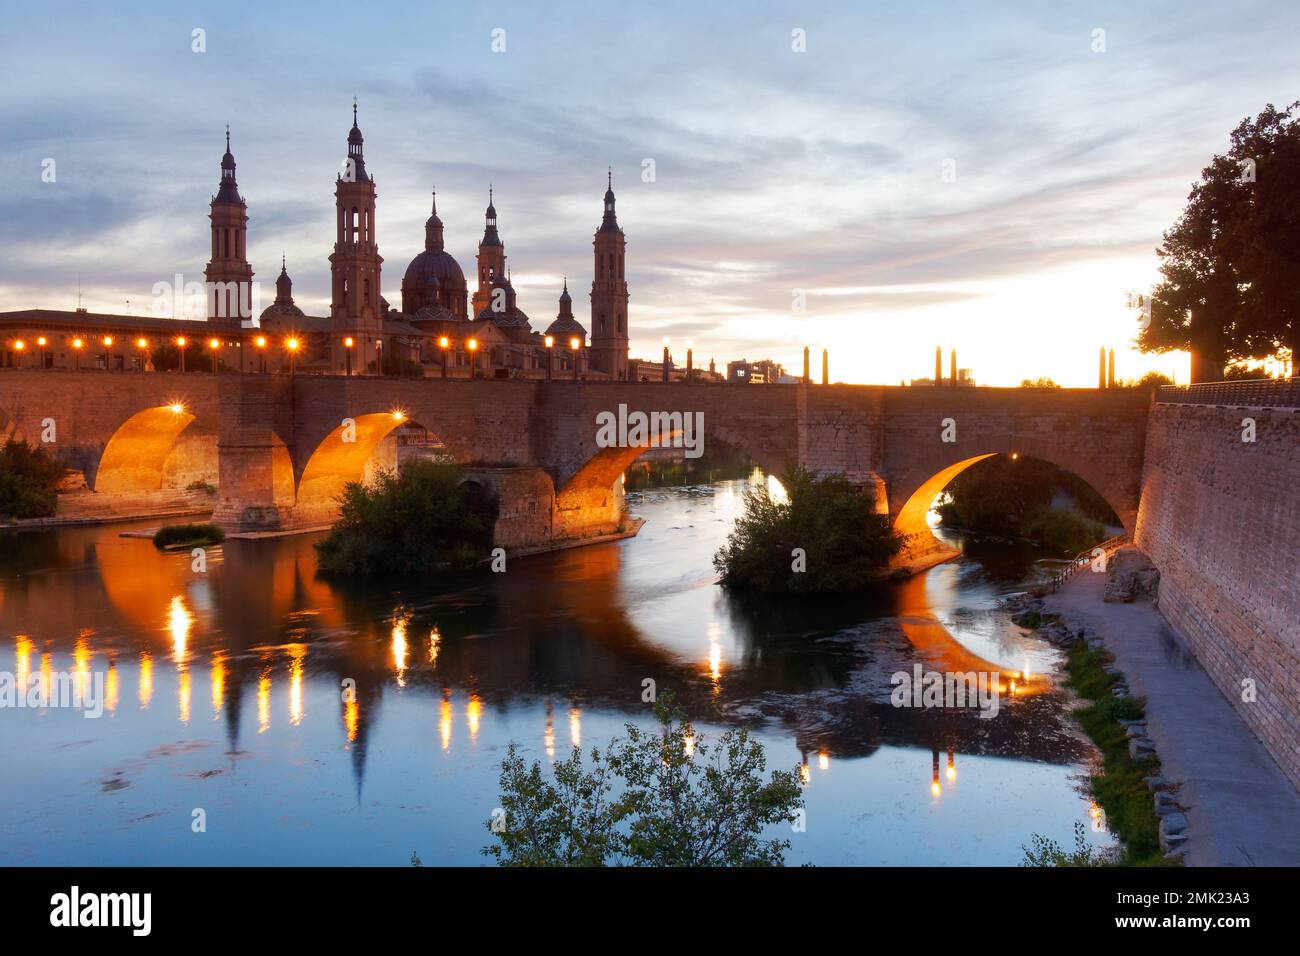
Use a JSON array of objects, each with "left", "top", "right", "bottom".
[
  {"left": 286, "top": 336, "right": 300, "bottom": 377},
  {"left": 72, "top": 337, "right": 83, "bottom": 370},
  {"left": 12, "top": 339, "right": 24, "bottom": 368},
  {"left": 37, "top": 336, "right": 47, "bottom": 369},
  {"left": 544, "top": 335, "right": 554, "bottom": 380},
  {"left": 438, "top": 336, "right": 450, "bottom": 378},
  {"left": 136, "top": 337, "right": 149, "bottom": 374},
  {"left": 466, "top": 337, "right": 478, "bottom": 378},
  {"left": 255, "top": 335, "right": 267, "bottom": 374},
  {"left": 208, "top": 337, "right": 221, "bottom": 374},
  {"left": 176, "top": 336, "right": 187, "bottom": 373},
  {"left": 344, "top": 336, "right": 354, "bottom": 377},
  {"left": 103, "top": 335, "right": 114, "bottom": 372},
  {"left": 570, "top": 336, "right": 582, "bottom": 382},
  {"left": 375, "top": 338, "right": 384, "bottom": 377}
]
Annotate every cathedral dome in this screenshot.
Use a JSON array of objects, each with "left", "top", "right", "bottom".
[{"left": 403, "top": 249, "right": 466, "bottom": 288}]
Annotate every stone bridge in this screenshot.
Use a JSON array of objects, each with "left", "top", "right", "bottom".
[{"left": 0, "top": 369, "right": 1151, "bottom": 556}]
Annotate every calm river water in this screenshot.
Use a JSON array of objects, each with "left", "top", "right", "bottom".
[{"left": 0, "top": 474, "right": 1111, "bottom": 865}]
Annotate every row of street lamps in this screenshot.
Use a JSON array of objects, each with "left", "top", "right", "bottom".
[{"left": 6, "top": 332, "right": 587, "bottom": 379}]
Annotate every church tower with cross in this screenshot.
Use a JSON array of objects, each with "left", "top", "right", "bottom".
[
  {"left": 328, "top": 100, "right": 384, "bottom": 373},
  {"left": 205, "top": 126, "right": 254, "bottom": 324},
  {"left": 588, "top": 169, "right": 629, "bottom": 379}
]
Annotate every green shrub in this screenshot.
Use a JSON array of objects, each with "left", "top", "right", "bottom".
[
  {"left": 153, "top": 523, "right": 225, "bottom": 549},
  {"left": 314, "top": 461, "right": 497, "bottom": 577},
  {"left": 483, "top": 692, "right": 803, "bottom": 867},
  {"left": 1022, "top": 506, "right": 1106, "bottom": 555},
  {"left": 1020, "top": 821, "right": 1105, "bottom": 866},
  {"left": 713, "top": 467, "right": 907, "bottom": 593},
  {"left": 1064, "top": 641, "right": 1168, "bottom": 865},
  {"left": 0, "top": 438, "right": 67, "bottom": 520}
]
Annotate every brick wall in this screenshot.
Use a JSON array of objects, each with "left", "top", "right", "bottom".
[{"left": 1136, "top": 403, "right": 1300, "bottom": 789}]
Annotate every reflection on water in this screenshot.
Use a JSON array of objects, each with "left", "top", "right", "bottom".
[{"left": 0, "top": 475, "right": 1109, "bottom": 866}]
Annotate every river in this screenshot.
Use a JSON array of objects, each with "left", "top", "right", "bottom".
[{"left": 0, "top": 473, "right": 1112, "bottom": 865}]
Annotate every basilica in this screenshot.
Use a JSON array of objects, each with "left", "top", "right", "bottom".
[{"left": 0, "top": 104, "right": 631, "bottom": 379}]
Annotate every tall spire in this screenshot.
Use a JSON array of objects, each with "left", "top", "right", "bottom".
[
  {"left": 599, "top": 167, "right": 620, "bottom": 233},
  {"left": 481, "top": 185, "right": 500, "bottom": 246},
  {"left": 216, "top": 126, "right": 241, "bottom": 203},
  {"left": 345, "top": 99, "right": 368, "bottom": 181}
]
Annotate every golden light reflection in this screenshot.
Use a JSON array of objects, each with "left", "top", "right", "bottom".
[
  {"left": 1089, "top": 800, "right": 1108, "bottom": 832},
  {"left": 439, "top": 694, "right": 452, "bottom": 751},
  {"left": 73, "top": 632, "right": 91, "bottom": 702},
  {"left": 391, "top": 612, "right": 409, "bottom": 687},
  {"left": 168, "top": 595, "right": 192, "bottom": 664},
  {"left": 345, "top": 695, "right": 359, "bottom": 744},
  {"left": 288, "top": 644, "right": 306, "bottom": 726},
  {"left": 15, "top": 636, "right": 32, "bottom": 695},
  {"left": 210, "top": 656, "right": 225, "bottom": 719},
  {"left": 569, "top": 706, "right": 582, "bottom": 749},
  {"left": 428, "top": 627, "right": 440, "bottom": 667},
  {"left": 138, "top": 652, "right": 153, "bottom": 709},
  {"left": 946, "top": 751, "right": 956, "bottom": 782},
  {"left": 257, "top": 667, "right": 271, "bottom": 733},
  {"left": 685, "top": 734, "right": 696, "bottom": 757},
  {"left": 467, "top": 694, "right": 482, "bottom": 742},
  {"left": 105, "top": 662, "right": 119, "bottom": 714},
  {"left": 818, "top": 750, "right": 829, "bottom": 771},
  {"left": 708, "top": 642, "right": 723, "bottom": 686},
  {"left": 799, "top": 760, "right": 811, "bottom": 786}
]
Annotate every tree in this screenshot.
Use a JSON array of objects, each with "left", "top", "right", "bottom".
[
  {"left": 0, "top": 438, "right": 67, "bottom": 519},
  {"left": 1019, "top": 377, "right": 1061, "bottom": 388},
  {"left": 1121, "top": 371, "right": 1174, "bottom": 389},
  {"left": 313, "top": 461, "right": 497, "bottom": 576},
  {"left": 1139, "top": 102, "right": 1300, "bottom": 376},
  {"left": 713, "top": 467, "right": 907, "bottom": 592},
  {"left": 484, "top": 693, "right": 804, "bottom": 867}
]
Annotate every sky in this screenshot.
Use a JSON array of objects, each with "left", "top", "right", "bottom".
[{"left": 2, "top": 1, "right": 1297, "bottom": 385}]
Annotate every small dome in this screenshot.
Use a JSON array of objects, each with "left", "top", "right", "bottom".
[
  {"left": 545, "top": 314, "right": 586, "bottom": 337},
  {"left": 475, "top": 275, "right": 531, "bottom": 329},
  {"left": 260, "top": 301, "right": 304, "bottom": 323},
  {"left": 414, "top": 303, "right": 456, "bottom": 323}
]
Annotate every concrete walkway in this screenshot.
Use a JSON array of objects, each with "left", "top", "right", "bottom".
[{"left": 1044, "top": 568, "right": 1300, "bottom": 866}]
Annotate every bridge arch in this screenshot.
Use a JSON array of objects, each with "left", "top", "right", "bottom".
[
  {"left": 553, "top": 423, "right": 788, "bottom": 534},
  {"left": 95, "top": 404, "right": 200, "bottom": 493},
  {"left": 890, "top": 450, "right": 1132, "bottom": 556},
  {"left": 294, "top": 411, "right": 465, "bottom": 523}
]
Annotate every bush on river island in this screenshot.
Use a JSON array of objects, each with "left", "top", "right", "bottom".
[
  {"left": 314, "top": 461, "right": 497, "bottom": 577},
  {"left": 713, "top": 467, "right": 907, "bottom": 592}
]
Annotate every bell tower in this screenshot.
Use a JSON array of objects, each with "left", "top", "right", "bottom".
[
  {"left": 589, "top": 169, "right": 629, "bottom": 379},
  {"left": 473, "top": 186, "right": 506, "bottom": 316},
  {"left": 329, "top": 100, "right": 383, "bottom": 372},
  {"left": 205, "top": 126, "right": 254, "bottom": 326}
]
